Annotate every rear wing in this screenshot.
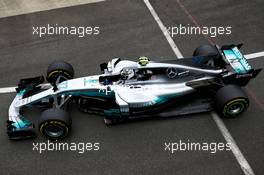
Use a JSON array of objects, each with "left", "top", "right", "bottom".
[
  {"left": 221, "top": 44, "right": 252, "bottom": 74},
  {"left": 219, "top": 44, "right": 262, "bottom": 86}
]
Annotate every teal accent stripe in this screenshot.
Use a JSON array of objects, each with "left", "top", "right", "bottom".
[{"left": 154, "top": 93, "right": 180, "bottom": 104}]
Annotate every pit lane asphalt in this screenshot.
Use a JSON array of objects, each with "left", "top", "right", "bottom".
[{"left": 0, "top": 0, "right": 263, "bottom": 174}]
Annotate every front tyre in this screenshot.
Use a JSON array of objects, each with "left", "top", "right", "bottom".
[
  {"left": 215, "top": 85, "right": 249, "bottom": 117},
  {"left": 46, "top": 61, "right": 74, "bottom": 84},
  {"left": 39, "top": 108, "right": 71, "bottom": 140}
]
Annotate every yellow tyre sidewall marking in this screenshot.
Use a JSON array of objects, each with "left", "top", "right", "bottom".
[
  {"left": 47, "top": 70, "right": 71, "bottom": 79},
  {"left": 40, "top": 120, "right": 69, "bottom": 138},
  {"left": 223, "top": 98, "right": 248, "bottom": 116}
]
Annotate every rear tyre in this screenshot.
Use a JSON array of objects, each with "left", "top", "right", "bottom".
[
  {"left": 193, "top": 44, "right": 219, "bottom": 57},
  {"left": 215, "top": 85, "right": 249, "bottom": 117},
  {"left": 193, "top": 44, "right": 224, "bottom": 67},
  {"left": 39, "top": 108, "right": 72, "bottom": 140},
  {"left": 46, "top": 61, "right": 74, "bottom": 84}
]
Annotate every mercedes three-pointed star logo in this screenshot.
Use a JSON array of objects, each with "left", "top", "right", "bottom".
[{"left": 166, "top": 67, "right": 178, "bottom": 79}]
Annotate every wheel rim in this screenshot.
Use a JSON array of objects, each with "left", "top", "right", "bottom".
[
  {"left": 225, "top": 100, "right": 247, "bottom": 116},
  {"left": 227, "top": 103, "right": 243, "bottom": 114},
  {"left": 45, "top": 124, "right": 64, "bottom": 138}
]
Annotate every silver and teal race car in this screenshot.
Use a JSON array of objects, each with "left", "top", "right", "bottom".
[{"left": 7, "top": 44, "right": 261, "bottom": 140}]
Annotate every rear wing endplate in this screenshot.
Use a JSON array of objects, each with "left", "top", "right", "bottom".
[{"left": 221, "top": 44, "right": 252, "bottom": 74}]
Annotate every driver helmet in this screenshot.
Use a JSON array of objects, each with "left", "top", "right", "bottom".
[
  {"left": 138, "top": 56, "right": 149, "bottom": 66},
  {"left": 121, "top": 68, "right": 135, "bottom": 80}
]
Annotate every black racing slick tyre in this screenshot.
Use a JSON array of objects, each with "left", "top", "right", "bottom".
[
  {"left": 193, "top": 44, "right": 224, "bottom": 68},
  {"left": 193, "top": 44, "right": 219, "bottom": 57},
  {"left": 46, "top": 61, "right": 74, "bottom": 84},
  {"left": 39, "top": 108, "right": 72, "bottom": 140},
  {"left": 215, "top": 85, "right": 249, "bottom": 117}
]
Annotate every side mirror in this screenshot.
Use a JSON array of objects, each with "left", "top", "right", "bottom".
[{"left": 100, "top": 63, "right": 107, "bottom": 73}]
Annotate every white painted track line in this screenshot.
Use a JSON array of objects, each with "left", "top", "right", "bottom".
[
  {"left": 212, "top": 112, "right": 255, "bottom": 175},
  {"left": 143, "top": 1, "right": 255, "bottom": 175},
  {"left": 245, "top": 51, "right": 264, "bottom": 60},
  {"left": 0, "top": 0, "right": 105, "bottom": 18},
  {"left": 0, "top": 84, "right": 50, "bottom": 94},
  {"left": 144, "top": 0, "right": 184, "bottom": 58},
  {"left": 0, "top": 86, "right": 16, "bottom": 93}
]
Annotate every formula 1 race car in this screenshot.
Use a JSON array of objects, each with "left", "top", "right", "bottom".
[{"left": 7, "top": 44, "right": 261, "bottom": 140}]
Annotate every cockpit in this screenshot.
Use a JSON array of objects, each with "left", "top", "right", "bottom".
[
  {"left": 99, "top": 57, "right": 192, "bottom": 85},
  {"left": 99, "top": 67, "right": 154, "bottom": 85}
]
